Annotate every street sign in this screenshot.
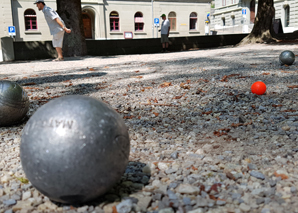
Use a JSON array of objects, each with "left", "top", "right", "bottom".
[
  {"left": 154, "top": 18, "right": 160, "bottom": 27},
  {"left": 8, "top": 26, "right": 16, "bottom": 36},
  {"left": 242, "top": 9, "right": 246, "bottom": 15},
  {"left": 124, "top": 31, "right": 133, "bottom": 39}
]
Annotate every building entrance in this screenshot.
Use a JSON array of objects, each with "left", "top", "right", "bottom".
[{"left": 82, "top": 13, "right": 92, "bottom": 38}]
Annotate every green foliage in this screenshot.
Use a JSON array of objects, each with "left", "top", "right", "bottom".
[
  {"left": 13, "top": 175, "right": 29, "bottom": 184},
  {"left": 207, "top": 172, "right": 214, "bottom": 178}
]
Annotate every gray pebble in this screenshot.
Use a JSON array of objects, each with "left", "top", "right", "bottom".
[
  {"left": 250, "top": 171, "right": 265, "bottom": 180},
  {"left": 116, "top": 199, "right": 133, "bottom": 213},
  {"left": 291, "top": 186, "right": 297, "bottom": 193},
  {"left": 183, "top": 197, "right": 191, "bottom": 205},
  {"left": 3, "top": 199, "right": 16, "bottom": 206},
  {"left": 216, "top": 200, "right": 226, "bottom": 206}
]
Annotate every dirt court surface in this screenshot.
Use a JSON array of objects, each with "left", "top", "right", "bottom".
[{"left": 1, "top": 42, "right": 298, "bottom": 213}]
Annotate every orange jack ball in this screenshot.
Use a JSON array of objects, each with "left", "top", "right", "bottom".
[{"left": 251, "top": 81, "right": 266, "bottom": 95}]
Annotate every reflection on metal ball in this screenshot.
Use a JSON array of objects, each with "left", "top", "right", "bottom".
[
  {"left": 20, "top": 95, "right": 130, "bottom": 204},
  {"left": 0, "top": 80, "right": 29, "bottom": 126},
  {"left": 279, "top": 50, "right": 295, "bottom": 65}
]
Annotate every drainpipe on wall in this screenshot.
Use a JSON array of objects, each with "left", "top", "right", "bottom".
[
  {"left": 11, "top": 0, "right": 15, "bottom": 40},
  {"left": 11, "top": 0, "right": 15, "bottom": 24},
  {"left": 152, "top": 0, "right": 154, "bottom": 38}
]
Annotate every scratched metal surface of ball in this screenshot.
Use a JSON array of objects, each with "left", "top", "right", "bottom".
[
  {"left": 0, "top": 80, "right": 29, "bottom": 126},
  {"left": 279, "top": 50, "right": 295, "bottom": 65},
  {"left": 20, "top": 95, "right": 130, "bottom": 204}
]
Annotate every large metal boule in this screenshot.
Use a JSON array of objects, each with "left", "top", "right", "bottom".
[
  {"left": 279, "top": 50, "right": 295, "bottom": 65},
  {"left": 20, "top": 95, "right": 130, "bottom": 204},
  {"left": 0, "top": 80, "right": 29, "bottom": 126}
]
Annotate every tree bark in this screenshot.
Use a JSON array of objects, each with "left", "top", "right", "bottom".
[
  {"left": 239, "top": 0, "right": 275, "bottom": 45},
  {"left": 57, "top": 0, "right": 87, "bottom": 57}
]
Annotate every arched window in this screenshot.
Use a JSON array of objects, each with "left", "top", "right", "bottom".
[
  {"left": 168, "top": 12, "right": 176, "bottom": 31},
  {"left": 24, "top": 9, "right": 37, "bottom": 30},
  {"left": 134, "top": 12, "right": 144, "bottom": 31},
  {"left": 285, "top": 5, "right": 290, "bottom": 27},
  {"left": 190, "top": 12, "right": 197, "bottom": 30},
  {"left": 110, "top": 11, "right": 119, "bottom": 31}
]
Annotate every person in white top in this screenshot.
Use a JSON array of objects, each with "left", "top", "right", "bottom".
[
  {"left": 160, "top": 14, "right": 170, "bottom": 53},
  {"left": 34, "top": 0, "right": 71, "bottom": 61}
]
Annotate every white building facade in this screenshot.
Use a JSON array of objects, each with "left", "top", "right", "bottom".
[
  {"left": 210, "top": 0, "right": 298, "bottom": 34},
  {"left": 0, "top": 0, "right": 211, "bottom": 42}
]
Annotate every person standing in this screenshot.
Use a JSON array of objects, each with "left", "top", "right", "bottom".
[
  {"left": 34, "top": 0, "right": 71, "bottom": 61},
  {"left": 160, "top": 14, "right": 170, "bottom": 53}
]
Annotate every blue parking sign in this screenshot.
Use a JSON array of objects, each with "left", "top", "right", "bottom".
[
  {"left": 8, "top": 26, "right": 16, "bottom": 36},
  {"left": 242, "top": 9, "right": 246, "bottom": 15},
  {"left": 154, "top": 18, "right": 160, "bottom": 27}
]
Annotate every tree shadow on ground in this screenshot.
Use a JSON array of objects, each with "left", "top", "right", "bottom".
[{"left": 15, "top": 71, "right": 107, "bottom": 86}]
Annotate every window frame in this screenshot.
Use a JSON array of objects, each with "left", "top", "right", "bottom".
[
  {"left": 168, "top": 12, "right": 176, "bottom": 31},
  {"left": 285, "top": 5, "right": 290, "bottom": 27},
  {"left": 134, "top": 12, "right": 144, "bottom": 31},
  {"left": 24, "top": 9, "right": 37, "bottom": 31},
  {"left": 110, "top": 11, "right": 119, "bottom": 31},
  {"left": 189, "top": 12, "right": 197, "bottom": 30}
]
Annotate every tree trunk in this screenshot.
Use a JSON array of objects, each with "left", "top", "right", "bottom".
[
  {"left": 239, "top": 0, "right": 275, "bottom": 45},
  {"left": 57, "top": 0, "right": 87, "bottom": 57}
]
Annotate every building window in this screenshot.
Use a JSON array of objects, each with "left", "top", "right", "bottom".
[
  {"left": 168, "top": 12, "right": 176, "bottom": 31},
  {"left": 190, "top": 12, "right": 197, "bottom": 30},
  {"left": 134, "top": 12, "right": 144, "bottom": 31},
  {"left": 222, "top": 0, "right": 226, "bottom": 6},
  {"left": 232, "top": 17, "right": 235, "bottom": 26},
  {"left": 24, "top": 9, "right": 37, "bottom": 30},
  {"left": 110, "top": 11, "right": 119, "bottom": 31},
  {"left": 285, "top": 5, "right": 290, "bottom": 27},
  {"left": 222, "top": 18, "right": 226, "bottom": 26}
]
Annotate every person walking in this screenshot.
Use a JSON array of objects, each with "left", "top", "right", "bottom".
[
  {"left": 160, "top": 14, "right": 170, "bottom": 53},
  {"left": 34, "top": 0, "right": 71, "bottom": 61}
]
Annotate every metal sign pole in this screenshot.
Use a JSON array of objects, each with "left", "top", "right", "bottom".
[{"left": 154, "top": 18, "right": 160, "bottom": 39}]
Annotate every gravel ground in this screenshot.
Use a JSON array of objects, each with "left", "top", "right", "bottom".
[{"left": 1, "top": 43, "right": 298, "bottom": 213}]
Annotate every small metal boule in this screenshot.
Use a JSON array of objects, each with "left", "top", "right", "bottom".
[
  {"left": 20, "top": 95, "right": 130, "bottom": 204},
  {"left": 279, "top": 50, "right": 295, "bottom": 65},
  {"left": 0, "top": 80, "right": 29, "bottom": 126}
]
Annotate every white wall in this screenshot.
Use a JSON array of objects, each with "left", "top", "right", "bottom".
[
  {"left": 0, "top": 0, "right": 14, "bottom": 39},
  {"left": 11, "top": 0, "right": 211, "bottom": 41},
  {"left": 0, "top": 49, "right": 3, "bottom": 62},
  {"left": 211, "top": 0, "right": 298, "bottom": 34}
]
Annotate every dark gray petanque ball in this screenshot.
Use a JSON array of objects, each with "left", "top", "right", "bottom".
[
  {"left": 279, "top": 50, "right": 295, "bottom": 65},
  {"left": 20, "top": 95, "right": 130, "bottom": 204},
  {"left": 0, "top": 80, "right": 29, "bottom": 126}
]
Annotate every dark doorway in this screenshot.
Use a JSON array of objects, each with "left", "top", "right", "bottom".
[{"left": 250, "top": 0, "right": 255, "bottom": 23}]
